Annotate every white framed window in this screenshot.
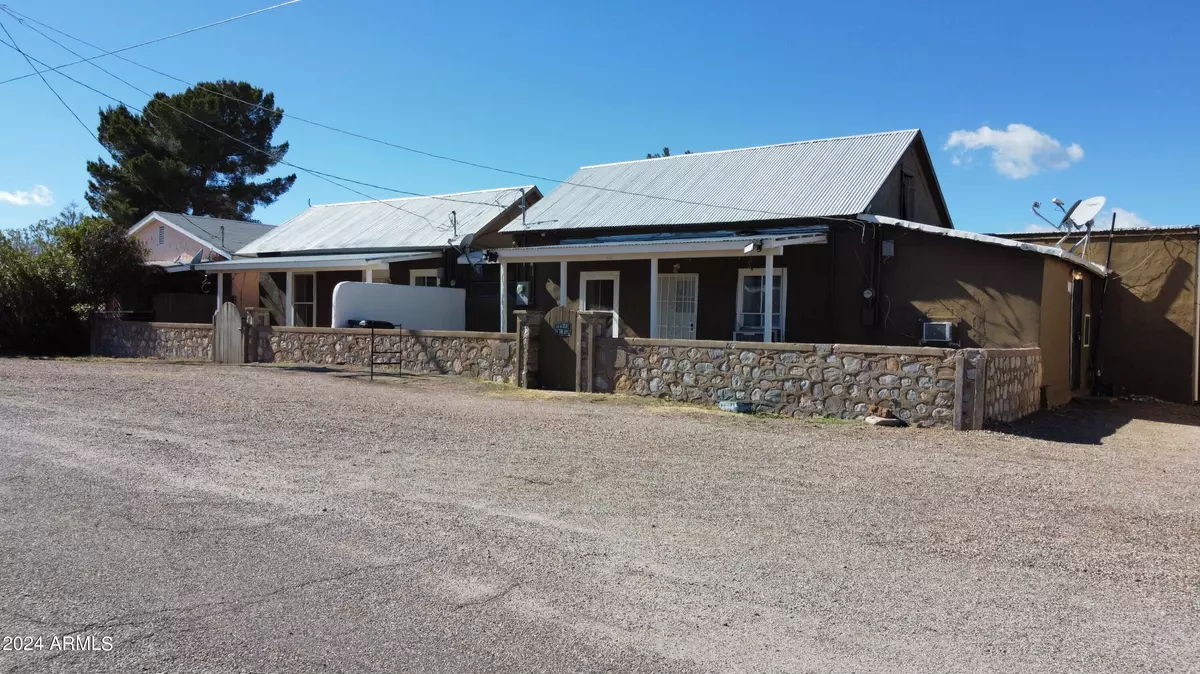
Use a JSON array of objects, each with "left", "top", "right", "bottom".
[
  {"left": 1083, "top": 313, "right": 1092, "bottom": 347},
  {"left": 736, "top": 268, "right": 786, "bottom": 341},
  {"left": 157, "top": 225, "right": 165, "bottom": 245},
  {"left": 410, "top": 269, "right": 440, "bottom": 287},
  {"left": 293, "top": 273, "right": 315, "bottom": 327},
  {"left": 580, "top": 270, "right": 620, "bottom": 338}
]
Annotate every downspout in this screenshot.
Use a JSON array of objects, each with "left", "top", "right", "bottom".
[
  {"left": 1193, "top": 229, "right": 1199, "bottom": 404},
  {"left": 1089, "top": 212, "right": 1117, "bottom": 396}
]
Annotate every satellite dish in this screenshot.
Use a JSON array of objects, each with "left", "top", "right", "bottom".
[
  {"left": 1060, "top": 196, "right": 1105, "bottom": 231},
  {"left": 459, "top": 232, "right": 476, "bottom": 250},
  {"left": 189, "top": 249, "right": 204, "bottom": 265}
]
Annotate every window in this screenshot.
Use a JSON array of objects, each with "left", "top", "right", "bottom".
[
  {"left": 1083, "top": 313, "right": 1092, "bottom": 348},
  {"left": 410, "top": 269, "right": 439, "bottom": 287},
  {"left": 580, "top": 271, "right": 620, "bottom": 338},
  {"left": 293, "top": 273, "right": 315, "bottom": 327},
  {"left": 736, "top": 268, "right": 786, "bottom": 341},
  {"left": 157, "top": 225, "right": 165, "bottom": 245}
]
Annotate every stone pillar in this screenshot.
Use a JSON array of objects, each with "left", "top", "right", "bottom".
[
  {"left": 954, "top": 348, "right": 987, "bottom": 430},
  {"left": 575, "top": 311, "right": 609, "bottom": 393},
  {"left": 514, "top": 309, "right": 543, "bottom": 389}
]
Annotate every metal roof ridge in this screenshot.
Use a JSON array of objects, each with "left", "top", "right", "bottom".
[
  {"left": 308, "top": 185, "right": 537, "bottom": 208},
  {"left": 579, "top": 129, "right": 920, "bottom": 169}
]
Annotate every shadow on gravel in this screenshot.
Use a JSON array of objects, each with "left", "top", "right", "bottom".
[
  {"left": 262, "top": 364, "right": 407, "bottom": 382},
  {"left": 993, "top": 399, "right": 1200, "bottom": 444}
]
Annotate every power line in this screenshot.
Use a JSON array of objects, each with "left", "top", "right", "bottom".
[
  {"left": 0, "top": 34, "right": 497, "bottom": 238},
  {"left": 0, "top": 0, "right": 301, "bottom": 87},
  {"left": 1, "top": 7, "right": 841, "bottom": 224},
  {"left": 0, "top": 15, "right": 97, "bottom": 142}
]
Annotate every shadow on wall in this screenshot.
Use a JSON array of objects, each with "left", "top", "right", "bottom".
[
  {"left": 1099, "top": 253, "right": 1195, "bottom": 402},
  {"left": 994, "top": 399, "right": 1200, "bottom": 445}
]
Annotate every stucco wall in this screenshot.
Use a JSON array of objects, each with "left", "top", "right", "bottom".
[
  {"left": 92, "top": 320, "right": 213, "bottom": 360},
  {"left": 133, "top": 217, "right": 221, "bottom": 263},
  {"left": 1039, "top": 257, "right": 1074, "bottom": 407}
]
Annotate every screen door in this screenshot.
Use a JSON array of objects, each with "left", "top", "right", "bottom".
[{"left": 657, "top": 273, "right": 698, "bottom": 340}]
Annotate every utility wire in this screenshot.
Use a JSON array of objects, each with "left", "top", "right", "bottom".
[
  {"left": 1, "top": 7, "right": 846, "bottom": 224},
  {"left": 0, "top": 0, "right": 301, "bottom": 86},
  {"left": 0, "top": 34, "right": 494, "bottom": 238},
  {"left": 0, "top": 15, "right": 97, "bottom": 141}
]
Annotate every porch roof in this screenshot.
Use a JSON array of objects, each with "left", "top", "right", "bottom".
[
  {"left": 493, "top": 225, "right": 828, "bottom": 262},
  {"left": 191, "top": 251, "right": 441, "bottom": 273}
]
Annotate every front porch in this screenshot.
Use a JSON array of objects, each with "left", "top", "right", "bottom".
[{"left": 495, "top": 226, "right": 829, "bottom": 343}]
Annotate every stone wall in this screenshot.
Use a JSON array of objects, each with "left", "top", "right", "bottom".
[
  {"left": 588, "top": 337, "right": 1045, "bottom": 430},
  {"left": 92, "top": 320, "right": 213, "bottom": 360},
  {"left": 982, "top": 348, "right": 1042, "bottom": 423},
  {"left": 592, "top": 338, "right": 961, "bottom": 428},
  {"left": 253, "top": 326, "right": 519, "bottom": 384}
]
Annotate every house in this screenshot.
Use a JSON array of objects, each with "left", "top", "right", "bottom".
[
  {"left": 998, "top": 225, "right": 1199, "bottom": 404},
  {"left": 192, "top": 186, "right": 541, "bottom": 330},
  {"left": 490, "top": 129, "right": 1107, "bottom": 406},
  {"left": 127, "top": 212, "right": 276, "bottom": 322}
]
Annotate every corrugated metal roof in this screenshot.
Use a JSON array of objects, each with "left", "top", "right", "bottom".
[
  {"left": 150, "top": 212, "right": 276, "bottom": 254},
  {"left": 500, "top": 130, "right": 919, "bottom": 233},
  {"left": 238, "top": 186, "right": 534, "bottom": 255},
  {"left": 193, "top": 251, "right": 437, "bottom": 272}
]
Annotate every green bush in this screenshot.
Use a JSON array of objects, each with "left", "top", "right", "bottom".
[{"left": 0, "top": 207, "right": 146, "bottom": 355}]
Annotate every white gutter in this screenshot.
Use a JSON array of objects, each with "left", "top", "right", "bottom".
[
  {"left": 857, "top": 214, "right": 1109, "bottom": 277},
  {"left": 191, "top": 252, "right": 440, "bottom": 273},
  {"left": 494, "top": 232, "right": 826, "bottom": 262}
]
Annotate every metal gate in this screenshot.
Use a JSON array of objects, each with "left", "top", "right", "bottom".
[
  {"left": 657, "top": 273, "right": 698, "bottom": 340},
  {"left": 539, "top": 305, "right": 579, "bottom": 390},
  {"left": 213, "top": 302, "right": 245, "bottom": 364}
]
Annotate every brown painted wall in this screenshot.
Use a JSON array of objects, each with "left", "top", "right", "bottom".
[
  {"left": 868, "top": 143, "right": 950, "bottom": 227},
  {"left": 317, "top": 270, "right": 364, "bottom": 328},
  {"left": 1003, "top": 229, "right": 1198, "bottom": 403},
  {"left": 1039, "top": 258, "right": 1073, "bottom": 407}
]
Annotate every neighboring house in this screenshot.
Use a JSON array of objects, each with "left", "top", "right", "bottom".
[
  {"left": 490, "top": 129, "right": 1106, "bottom": 404},
  {"left": 127, "top": 212, "right": 276, "bottom": 322},
  {"left": 192, "top": 187, "right": 541, "bottom": 329},
  {"left": 998, "top": 226, "right": 1199, "bottom": 404}
]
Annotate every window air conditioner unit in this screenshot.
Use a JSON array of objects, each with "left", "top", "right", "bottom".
[{"left": 921, "top": 321, "right": 954, "bottom": 345}]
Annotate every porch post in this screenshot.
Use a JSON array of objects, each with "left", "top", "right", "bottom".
[
  {"left": 215, "top": 273, "right": 224, "bottom": 311},
  {"left": 648, "top": 257, "right": 659, "bottom": 338},
  {"left": 285, "top": 270, "right": 295, "bottom": 327},
  {"left": 559, "top": 260, "right": 568, "bottom": 307},
  {"left": 763, "top": 253, "right": 774, "bottom": 343},
  {"left": 500, "top": 262, "right": 509, "bottom": 333},
  {"left": 364, "top": 268, "right": 374, "bottom": 283}
]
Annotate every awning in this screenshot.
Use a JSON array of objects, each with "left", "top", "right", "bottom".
[
  {"left": 191, "top": 251, "right": 441, "bottom": 273},
  {"left": 493, "top": 225, "right": 827, "bottom": 262}
]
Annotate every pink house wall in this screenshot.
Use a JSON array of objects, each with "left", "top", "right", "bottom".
[{"left": 134, "top": 217, "right": 225, "bottom": 263}]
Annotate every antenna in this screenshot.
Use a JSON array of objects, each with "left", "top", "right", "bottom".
[
  {"left": 450, "top": 210, "right": 457, "bottom": 238},
  {"left": 220, "top": 225, "right": 225, "bottom": 250},
  {"left": 520, "top": 187, "right": 526, "bottom": 228}
]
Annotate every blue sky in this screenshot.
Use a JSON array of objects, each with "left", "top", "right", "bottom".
[{"left": 0, "top": 0, "right": 1195, "bottom": 233}]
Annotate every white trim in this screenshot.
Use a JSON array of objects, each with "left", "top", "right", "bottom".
[
  {"left": 499, "top": 263, "right": 508, "bottom": 333},
  {"left": 736, "top": 267, "right": 787, "bottom": 341},
  {"left": 363, "top": 268, "right": 374, "bottom": 283},
  {"left": 580, "top": 270, "right": 620, "bottom": 338},
  {"left": 193, "top": 254, "right": 426, "bottom": 273},
  {"left": 292, "top": 272, "right": 316, "bottom": 327},
  {"left": 763, "top": 254, "right": 774, "bottom": 343},
  {"left": 857, "top": 214, "right": 1108, "bottom": 276},
  {"left": 492, "top": 232, "right": 825, "bottom": 263},
  {"left": 1082, "top": 313, "right": 1092, "bottom": 348},
  {"left": 285, "top": 271, "right": 295, "bottom": 327},
  {"left": 127, "top": 212, "right": 233, "bottom": 259},
  {"left": 409, "top": 268, "right": 439, "bottom": 286},
  {"left": 648, "top": 258, "right": 659, "bottom": 338}
]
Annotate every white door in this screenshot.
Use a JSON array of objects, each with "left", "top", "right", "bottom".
[{"left": 657, "top": 273, "right": 698, "bottom": 340}]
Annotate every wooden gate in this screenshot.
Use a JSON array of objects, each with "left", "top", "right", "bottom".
[
  {"left": 539, "top": 305, "right": 578, "bottom": 390},
  {"left": 213, "top": 302, "right": 246, "bottom": 364}
]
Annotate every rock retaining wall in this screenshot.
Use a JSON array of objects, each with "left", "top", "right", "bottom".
[
  {"left": 254, "top": 326, "right": 519, "bottom": 384},
  {"left": 591, "top": 338, "right": 960, "bottom": 428},
  {"left": 982, "top": 348, "right": 1042, "bottom": 423},
  {"left": 92, "top": 320, "right": 213, "bottom": 360}
]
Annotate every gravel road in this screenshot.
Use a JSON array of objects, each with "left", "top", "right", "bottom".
[{"left": 1, "top": 358, "right": 1198, "bottom": 673}]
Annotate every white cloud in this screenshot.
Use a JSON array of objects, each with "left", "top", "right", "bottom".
[
  {"left": 1097, "top": 207, "right": 1150, "bottom": 229},
  {"left": 0, "top": 184, "right": 54, "bottom": 207},
  {"left": 944, "top": 124, "right": 1084, "bottom": 179}
]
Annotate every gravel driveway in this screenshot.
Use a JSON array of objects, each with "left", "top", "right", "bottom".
[{"left": 1, "top": 358, "right": 1198, "bottom": 673}]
